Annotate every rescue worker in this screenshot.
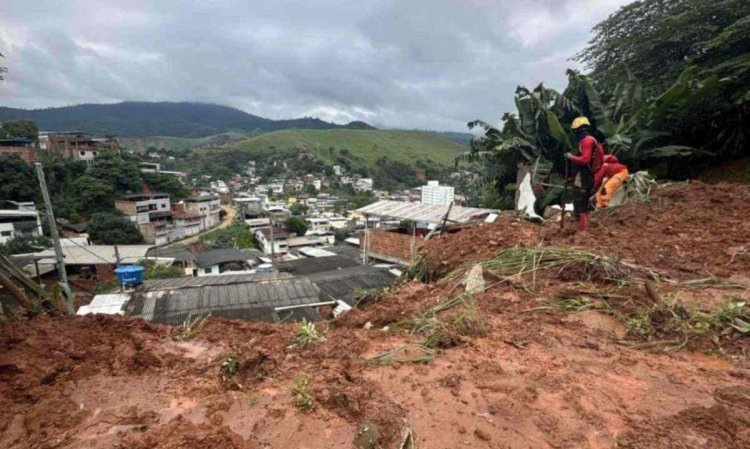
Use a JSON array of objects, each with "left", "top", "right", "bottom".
[
  {"left": 594, "top": 154, "right": 629, "bottom": 208},
  {"left": 565, "top": 117, "right": 604, "bottom": 231}
]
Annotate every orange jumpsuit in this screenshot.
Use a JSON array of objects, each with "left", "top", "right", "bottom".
[{"left": 595, "top": 160, "right": 628, "bottom": 208}]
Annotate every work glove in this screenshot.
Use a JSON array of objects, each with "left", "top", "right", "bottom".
[{"left": 564, "top": 152, "right": 573, "bottom": 160}]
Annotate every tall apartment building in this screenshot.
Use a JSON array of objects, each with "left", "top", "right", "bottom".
[
  {"left": 115, "top": 193, "right": 175, "bottom": 244},
  {"left": 420, "top": 180, "right": 455, "bottom": 206},
  {"left": 184, "top": 194, "right": 221, "bottom": 231}
]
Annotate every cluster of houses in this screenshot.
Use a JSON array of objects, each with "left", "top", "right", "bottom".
[
  {"left": 0, "top": 131, "right": 121, "bottom": 164},
  {"left": 115, "top": 192, "right": 222, "bottom": 245},
  {"left": 1, "top": 136, "right": 494, "bottom": 327}
]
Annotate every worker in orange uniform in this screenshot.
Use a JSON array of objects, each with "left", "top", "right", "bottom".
[
  {"left": 565, "top": 117, "right": 604, "bottom": 231},
  {"left": 594, "top": 155, "right": 629, "bottom": 208}
]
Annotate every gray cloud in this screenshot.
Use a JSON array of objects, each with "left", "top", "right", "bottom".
[{"left": 0, "top": 0, "right": 631, "bottom": 131}]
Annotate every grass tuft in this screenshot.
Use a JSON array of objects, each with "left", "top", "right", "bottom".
[
  {"left": 294, "top": 318, "right": 325, "bottom": 348},
  {"left": 292, "top": 373, "right": 314, "bottom": 411}
]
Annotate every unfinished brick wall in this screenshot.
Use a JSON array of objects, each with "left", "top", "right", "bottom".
[
  {"left": 362, "top": 228, "right": 422, "bottom": 262},
  {"left": 0, "top": 147, "right": 37, "bottom": 164}
]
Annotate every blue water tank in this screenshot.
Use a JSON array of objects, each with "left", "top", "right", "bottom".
[{"left": 114, "top": 265, "right": 145, "bottom": 287}]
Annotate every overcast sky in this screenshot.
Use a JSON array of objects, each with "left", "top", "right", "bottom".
[{"left": 0, "top": 0, "right": 631, "bottom": 131}]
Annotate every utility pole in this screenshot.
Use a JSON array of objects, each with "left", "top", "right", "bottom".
[
  {"left": 269, "top": 217, "right": 275, "bottom": 260},
  {"left": 35, "top": 163, "right": 75, "bottom": 314},
  {"left": 114, "top": 245, "right": 122, "bottom": 292},
  {"left": 362, "top": 214, "right": 369, "bottom": 265}
]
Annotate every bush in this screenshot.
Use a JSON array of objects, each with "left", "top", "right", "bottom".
[
  {"left": 88, "top": 212, "right": 144, "bottom": 244},
  {"left": 285, "top": 216, "right": 309, "bottom": 236},
  {"left": 139, "top": 259, "right": 185, "bottom": 279},
  {"left": 200, "top": 221, "right": 257, "bottom": 249},
  {"left": 0, "top": 235, "right": 52, "bottom": 255}
]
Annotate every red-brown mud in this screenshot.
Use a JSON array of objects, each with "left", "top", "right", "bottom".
[{"left": 1, "top": 182, "right": 749, "bottom": 448}]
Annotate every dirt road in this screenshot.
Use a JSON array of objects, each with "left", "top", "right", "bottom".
[{"left": 167, "top": 205, "right": 237, "bottom": 246}]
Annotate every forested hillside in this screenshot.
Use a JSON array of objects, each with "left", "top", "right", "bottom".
[{"left": 0, "top": 102, "right": 375, "bottom": 138}]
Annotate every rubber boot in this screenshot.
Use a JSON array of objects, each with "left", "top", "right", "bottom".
[{"left": 578, "top": 211, "right": 589, "bottom": 232}]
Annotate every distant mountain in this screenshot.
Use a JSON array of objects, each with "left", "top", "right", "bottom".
[{"left": 0, "top": 102, "right": 376, "bottom": 138}]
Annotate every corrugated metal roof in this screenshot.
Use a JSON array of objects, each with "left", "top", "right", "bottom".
[
  {"left": 357, "top": 200, "right": 496, "bottom": 224},
  {"left": 276, "top": 255, "right": 359, "bottom": 275},
  {"left": 193, "top": 248, "right": 264, "bottom": 268},
  {"left": 124, "top": 277, "right": 320, "bottom": 325},
  {"left": 307, "top": 265, "right": 397, "bottom": 306},
  {"left": 32, "top": 245, "right": 153, "bottom": 265},
  {"left": 145, "top": 246, "right": 194, "bottom": 263},
  {"left": 297, "top": 247, "right": 337, "bottom": 258},
  {"left": 76, "top": 293, "right": 130, "bottom": 316},
  {"left": 143, "top": 272, "right": 293, "bottom": 290}
]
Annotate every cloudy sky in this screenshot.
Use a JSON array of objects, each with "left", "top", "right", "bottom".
[{"left": 0, "top": 0, "right": 631, "bottom": 131}]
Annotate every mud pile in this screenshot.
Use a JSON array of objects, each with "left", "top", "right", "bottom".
[
  {"left": 1, "top": 181, "right": 749, "bottom": 449},
  {"left": 423, "top": 181, "right": 750, "bottom": 280}
]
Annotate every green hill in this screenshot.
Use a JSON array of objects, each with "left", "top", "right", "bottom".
[
  {"left": 227, "top": 129, "right": 463, "bottom": 167},
  {"left": 122, "top": 132, "right": 251, "bottom": 152}
]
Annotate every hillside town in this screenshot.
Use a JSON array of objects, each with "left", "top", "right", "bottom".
[
  {"left": 0, "top": 129, "right": 495, "bottom": 327},
  {"left": 2, "top": 1, "right": 749, "bottom": 448}
]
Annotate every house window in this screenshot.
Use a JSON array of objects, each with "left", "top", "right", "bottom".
[{"left": 1, "top": 230, "right": 12, "bottom": 236}]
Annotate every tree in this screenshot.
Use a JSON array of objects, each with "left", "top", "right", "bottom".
[
  {"left": 0, "top": 235, "right": 52, "bottom": 255},
  {"left": 575, "top": 0, "right": 750, "bottom": 160},
  {"left": 289, "top": 203, "right": 309, "bottom": 216},
  {"left": 73, "top": 176, "right": 115, "bottom": 215},
  {"left": 464, "top": 68, "right": 721, "bottom": 210},
  {"left": 200, "top": 222, "right": 257, "bottom": 249},
  {"left": 88, "top": 152, "right": 142, "bottom": 194},
  {"left": 0, "top": 155, "right": 38, "bottom": 202},
  {"left": 88, "top": 212, "right": 144, "bottom": 244},
  {"left": 285, "top": 216, "right": 309, "bottom": 236},
  {"left": 575, "top": 0, "right": 750, "bottom": 96},
  {"left": 142, "top": 172, "right": 189, "bottom": 201},
  {"left": 139, "top": 259, "right": 184, "bottom": 279},
  {"left": 1, "top": 120, "right": 39, "bottom": 141}
]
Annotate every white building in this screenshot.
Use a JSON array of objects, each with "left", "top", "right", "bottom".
[
  {"left": 254, "top": 227, "right": 290, "bottom": 255},
  {"left": 184, "top": 194, "right": 222, "bottom": 231},
  {"left": 421, "top": 181, "right": 455, "bottom": 206},
  {"left": 0, "top": 202, "right": 43, "bottom": 244},
  {"left": 354, "top": 178, "right": 373, "bottom": 192}
]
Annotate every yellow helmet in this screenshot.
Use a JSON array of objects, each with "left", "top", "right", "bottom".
[{"left": 571, "top": 116, "right": 591, "bottom": 130}]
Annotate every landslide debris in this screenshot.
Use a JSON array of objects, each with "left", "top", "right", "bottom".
[{"left": 1, "top": 181, "right": 749, "bottom": 449}]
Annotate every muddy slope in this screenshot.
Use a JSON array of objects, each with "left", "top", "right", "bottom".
[{"left": 2, "top": 181, "right": 750, "bottom": 449}]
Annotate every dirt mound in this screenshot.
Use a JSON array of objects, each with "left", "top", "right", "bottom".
[{"left": 422, "top": 181, "right": 750, "bottom": 280}]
